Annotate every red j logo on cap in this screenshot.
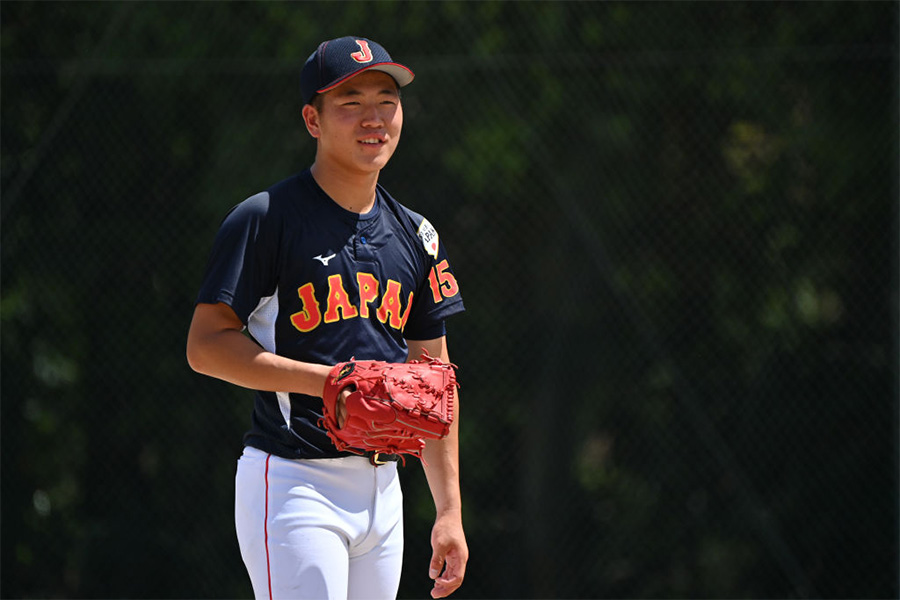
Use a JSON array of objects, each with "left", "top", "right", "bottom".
[{"left": 350, "top": 40, "right": 374, "bottom": 64}]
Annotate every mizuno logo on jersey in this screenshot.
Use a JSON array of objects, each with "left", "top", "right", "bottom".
[{"left": 314, "top": 253, "right": 337, "bottom": 266}]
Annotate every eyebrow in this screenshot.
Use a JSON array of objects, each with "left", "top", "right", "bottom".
[{"left": 333, "top": 85, "right": 400, "bottom": 98}]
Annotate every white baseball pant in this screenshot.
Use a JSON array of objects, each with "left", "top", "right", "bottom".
[{"left": 234, "top": 446, "right": 404, "bottom": 600}]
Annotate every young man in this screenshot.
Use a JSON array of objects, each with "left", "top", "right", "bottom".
[{"left": 186, "top": 37, "right": 468, "bottom": 599}]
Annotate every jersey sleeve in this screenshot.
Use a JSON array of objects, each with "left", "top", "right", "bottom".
[
  {"left": 195, "top": 192, "right": 280, "bottom": 324},
  {"left": 403, "top": 215, "right": 465, "bottom": 341}
]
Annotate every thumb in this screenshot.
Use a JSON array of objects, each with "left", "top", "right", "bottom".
[{"left": 429, "top": 554, "right": 445, "bottom": 579}]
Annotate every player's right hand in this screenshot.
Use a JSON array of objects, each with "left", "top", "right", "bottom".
[{"left": 336, "top": 388, "right": 352, "bottom": 428}]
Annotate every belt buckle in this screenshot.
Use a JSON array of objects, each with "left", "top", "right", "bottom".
[{"left": 370, "top": 452, "right": 389, "bottom": 466}]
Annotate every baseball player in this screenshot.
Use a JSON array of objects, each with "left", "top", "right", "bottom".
[{"left": 186, "top": 36, "right": 468, "bottom": 599}]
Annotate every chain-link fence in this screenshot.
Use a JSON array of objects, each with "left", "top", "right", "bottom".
[{"left": 2, "top": 2, "right": 898, "bottom": 599}]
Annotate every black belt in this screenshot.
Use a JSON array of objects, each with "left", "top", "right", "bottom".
[{"left": 365, "top": 451, "right": 400, "bottom": 466}]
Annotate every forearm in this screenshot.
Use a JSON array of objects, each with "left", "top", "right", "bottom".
[
  {"left": 422, "top": 407, "right": 462, "bottom": 515},
  {"left": 191, "top": 330, "right": 330, "bottom": 394},
  {"left": 186, "top": 303, "right": 330, "bottom": 396}
]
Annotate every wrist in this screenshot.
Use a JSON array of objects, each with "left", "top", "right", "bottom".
[{"left": 435, "top": 505, "right": 463, "bottom": 519}]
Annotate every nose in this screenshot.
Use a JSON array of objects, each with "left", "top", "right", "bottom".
[{"left": 361, "top": 104, "right": 384, "bottom": 127}]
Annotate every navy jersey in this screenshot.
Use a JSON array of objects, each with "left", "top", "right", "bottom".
[{"left": 196, "top": 169, "right": 465, "bottom": 459}]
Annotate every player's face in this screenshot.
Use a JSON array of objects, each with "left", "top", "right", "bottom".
[{"left": 307, "top": 71, "right": 403, "bottom": 175}]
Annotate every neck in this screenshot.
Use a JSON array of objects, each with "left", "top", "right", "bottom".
[{"left": 310, "top": 162, "right": 379, "bottom": 214}]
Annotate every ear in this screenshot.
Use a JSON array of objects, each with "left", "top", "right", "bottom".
[{"left": 301, "top": 104, "right": 321, "bottom": 139}]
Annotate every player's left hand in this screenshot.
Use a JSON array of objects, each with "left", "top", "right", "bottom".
[{"left": 429, "top": 511, "right": 468, "bottom": 598}]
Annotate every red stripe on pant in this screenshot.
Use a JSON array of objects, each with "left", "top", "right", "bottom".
[{"left": 265, "top": 453, "right": 273, "bottom": 600}]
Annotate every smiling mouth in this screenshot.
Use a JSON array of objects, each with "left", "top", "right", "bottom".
[{"left": 359, "top": 137, "right": 386, "bottom": 145}]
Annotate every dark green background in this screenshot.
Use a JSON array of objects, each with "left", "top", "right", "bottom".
[{"left": 2, "top": 2, "right": 897, "bottom": 598}]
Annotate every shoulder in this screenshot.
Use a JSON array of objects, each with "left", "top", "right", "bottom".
[
  {"left": 225, "top": 171, "right": 310, "bottom": 223},
  {"left": 378, "top": 185, "right": 441, "bottom": 259},
  {"left": 223, "top": 190, "right": 270, "bottom": 224},
  {"left": 378, "top": 185, "right": 421, "bottom": 222},
  {"left": 266, "top": 171, "right": 306, "bottom": 201}
]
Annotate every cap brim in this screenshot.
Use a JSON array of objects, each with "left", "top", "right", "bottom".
[{"left": 317, "top": 62, "right": 415, "bottom": 95}]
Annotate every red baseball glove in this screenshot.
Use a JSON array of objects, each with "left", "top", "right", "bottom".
[{"left": 321, "top": 351, "right": 458, "bottom": 462}]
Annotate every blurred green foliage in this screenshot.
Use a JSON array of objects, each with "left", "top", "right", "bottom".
[{"left": 2, "top": 2, "right": 897, "bottom": 598}]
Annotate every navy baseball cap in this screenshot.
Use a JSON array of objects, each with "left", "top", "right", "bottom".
[{"left": 300, "top": 36, "right": 415, "bottom": 105}]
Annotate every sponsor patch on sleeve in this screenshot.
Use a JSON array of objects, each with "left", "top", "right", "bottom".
[{"left": 417, "top": 218, "right": 439, "bottom": 258}]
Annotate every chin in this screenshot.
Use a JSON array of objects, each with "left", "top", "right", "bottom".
[{"left": 361, "top": 153, "right": 395, "bottom": 172}]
